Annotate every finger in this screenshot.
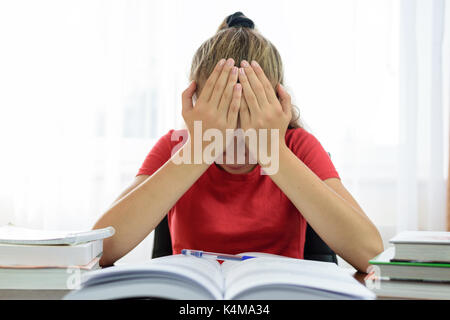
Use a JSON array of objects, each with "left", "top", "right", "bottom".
[
  {"left": 199, "top": 58, "right": 226, "bottom": 102},
  {"left": 241, "top": 60, "right": 269, "bottom": 108},
  {"left": 276, "top": 83, "right": 292, "bottom": 115},
  {"left": 238, "top": 94, "right": 250, "bottom": 128},
  {"left": 238, "top": 66, "right": 261, "bottom": 116},
  {"left": 250, "top": 60, "right": 278, "bottom": 105},
  {"left": 218, "top": 66, "right": 238, "bottom": 117},
  {"left": 227, "top": 83, "right": 242, "bottom": 127},
  {"left": 210, "top": 58, "right": 235, "bottom": 107},
  {"left": 181, "top": 80, "right": 196, "bottom": 114}
]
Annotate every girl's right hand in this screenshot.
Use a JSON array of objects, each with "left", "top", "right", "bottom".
[{"left": 181, "top": 58, "right": 242, "bottom": 141}]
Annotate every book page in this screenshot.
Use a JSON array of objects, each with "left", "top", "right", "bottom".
[
  {"left": 220, "top": 251, "right": 293, "bottom": 276},
  {"left": 150, "top": 254, "right": 224, "bottom": 292},
  {"left": 222, "top": 256, "right": 374, "bottom": 299},
  {"left": 81, "top": 254, "right": 225, "bottom": 299}
]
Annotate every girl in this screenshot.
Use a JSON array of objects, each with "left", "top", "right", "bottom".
[{"left": 94, "top": 12, "right": 383, "bottom": 272}]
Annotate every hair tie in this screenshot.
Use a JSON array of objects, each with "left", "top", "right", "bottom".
[{"left": 226, "top": 12, "right": 255, "bottom": 29}]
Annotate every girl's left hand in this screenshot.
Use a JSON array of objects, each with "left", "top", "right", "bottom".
[{"left": 237, "top": 60, "right": 292, "bottom": 162}]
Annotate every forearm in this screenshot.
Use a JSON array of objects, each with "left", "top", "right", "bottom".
[
  {"left": 94, "top": 141, "right": 209, "bottom": 266},
  {"left": 268, "top": 144, "right": 383, "bottom": 272}
]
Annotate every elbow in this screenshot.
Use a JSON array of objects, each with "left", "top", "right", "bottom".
[
  {"left": 356, "top": 245, "right": 384, "bottom": 273},
  {"left": 99, "top": 237, "right": 119, "bottom": 267},
  {"left": 99, "top": 255, "right": 115, "bottom": 268},
  {"left": 354, "top": 232, "right": 384, "bottom": 273},
  {"left": 93, "top": 214, "right": 120, "bottom": 267}
]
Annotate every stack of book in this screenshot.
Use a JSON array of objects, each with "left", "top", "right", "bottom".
[
  {"left": 366, "top": 231, "right": 450, "bottom": 299},
  {"left": 0, "top": 224, "right": 114, "bottom": 290}
]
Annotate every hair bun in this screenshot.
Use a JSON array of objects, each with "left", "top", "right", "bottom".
[{"left": 226, "top": 12, "right": 255, "bottom": 29}]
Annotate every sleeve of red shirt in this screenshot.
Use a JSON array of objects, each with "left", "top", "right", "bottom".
[
  {"left": 286, "top": 128, "right": 340, "bottom": 181},
  {"left": 136, "top": 129, "right": 187, "bottom": 177}
]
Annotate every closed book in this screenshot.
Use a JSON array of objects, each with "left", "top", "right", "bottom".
[
  {"left": 0, "top": 225, "right": 114, "bottom": 246},
  {"left": 0, "top": 240, "right": 103, "bottom": 267},
  {"left": 390, "top": 231, "right": 450, "bottom": 263},
  {"left": 369, "top": 247, "right": 450, "bottom": 282},
  {"left": 0, "top": 256, "right": 101, "bottom": 290},
  {"left": 365, "top": 278, "right": 450, "bottom": 300},
  {"left": 64, "top": 253, "right": 375, "bottom": 300}
]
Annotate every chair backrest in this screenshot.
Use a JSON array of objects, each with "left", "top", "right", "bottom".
[
  {"left": 303, "top": 222, "right": 337, "bottom": 264},
  {"left": 151, "top": 215, "right": 337, "bottom": 264}
]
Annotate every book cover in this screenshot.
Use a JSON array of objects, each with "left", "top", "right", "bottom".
[
  {"left": 370, "top": 247, "right": 450, "bottom": 268},
  {"left": 368, "top": 247, "right": 450, "bottom": 282},
  {"left": 390, "top": 231, "right": 450, "bottom": 245}
]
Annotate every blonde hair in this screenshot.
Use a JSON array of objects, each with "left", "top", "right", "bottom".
[{"left": 189, "top": 12, "right": 301, "bottom": 129}]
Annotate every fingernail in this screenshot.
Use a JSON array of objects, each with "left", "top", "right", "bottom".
[
  {"left": 232, "top": 66, "right": 238, "bottom": 74},
  {"left": 235, "top": 83, "right": 242, "bottom": 91},
  {"left": 218, "top": 59, "right": 226, "bottom": 66},
  {"left": 227, "top": 58, "right": 235, "bottom": 66},
  {"left": 239, "top": 68, "right": 245, "bottom": 75},
  {"left": 241, "top": 60, "right": 250, "bottom": 68},
  {"left": 251, "top": 60, "right": 259, "bottom": 68}
]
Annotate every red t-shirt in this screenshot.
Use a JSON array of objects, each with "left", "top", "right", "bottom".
[{"left": 137, "top": 127, "right": 340, "bottom": 259}]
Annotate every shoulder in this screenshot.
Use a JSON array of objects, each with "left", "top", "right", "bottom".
[
  {"left": 159, "top": 128, "right": 189, "bottom": 142},
  {"left": 136, "top": 128, "right": 188, "bottom": 176},
  {"left": 156, "top": 128, "right": 189, "bottom": 149},
  {"left": 284, "top": 127, "right": 339, "bottom": 180},
  {"left": 285, "top": 127, "right": 326, "bottom": 155},
  {"left": 142, "top": 128, "right": 190, "bottom": 161},
  {"left": 285, "top": 127, "right": 311, "bottom": 142}
]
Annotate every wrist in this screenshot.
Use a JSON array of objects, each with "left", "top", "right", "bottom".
[
  {"left": 278, "top": 132, "right": 287, "bottom": 150},
  {"left": 257, "top": 134, "right": 290, "bottom": 175}
]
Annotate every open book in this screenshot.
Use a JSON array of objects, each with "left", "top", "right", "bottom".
[{"left": 64, "top": 253, "right": 375, "bottom": 300}]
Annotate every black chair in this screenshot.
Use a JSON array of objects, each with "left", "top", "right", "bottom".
[{"left": 152, "top": 215, "right": 337, "bottom": 264}]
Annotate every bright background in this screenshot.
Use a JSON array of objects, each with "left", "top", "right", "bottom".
[{"left": 0, "top": 0, "right": 449, "bottom": 266}]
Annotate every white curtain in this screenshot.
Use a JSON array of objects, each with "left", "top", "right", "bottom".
[
  {"left": 397, "top": 0, "right": 449, "bottom": 233},
  {"left": 0, "top": 0, "right": 448, "bottom": 263},
  {"left": 282, "top": 0, "right": 450, "bottom": 246}
]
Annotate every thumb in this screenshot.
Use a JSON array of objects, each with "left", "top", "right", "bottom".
[
  {"left": 182, "top": 81, "right": 196, "bottom": 113},
  {"left": 277, "top": 83, "right": 291, "bottom": 114}
]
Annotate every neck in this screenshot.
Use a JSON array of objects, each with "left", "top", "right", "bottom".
[{"left": 215, "top": 163, "right": 258, "bottom": 174}]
